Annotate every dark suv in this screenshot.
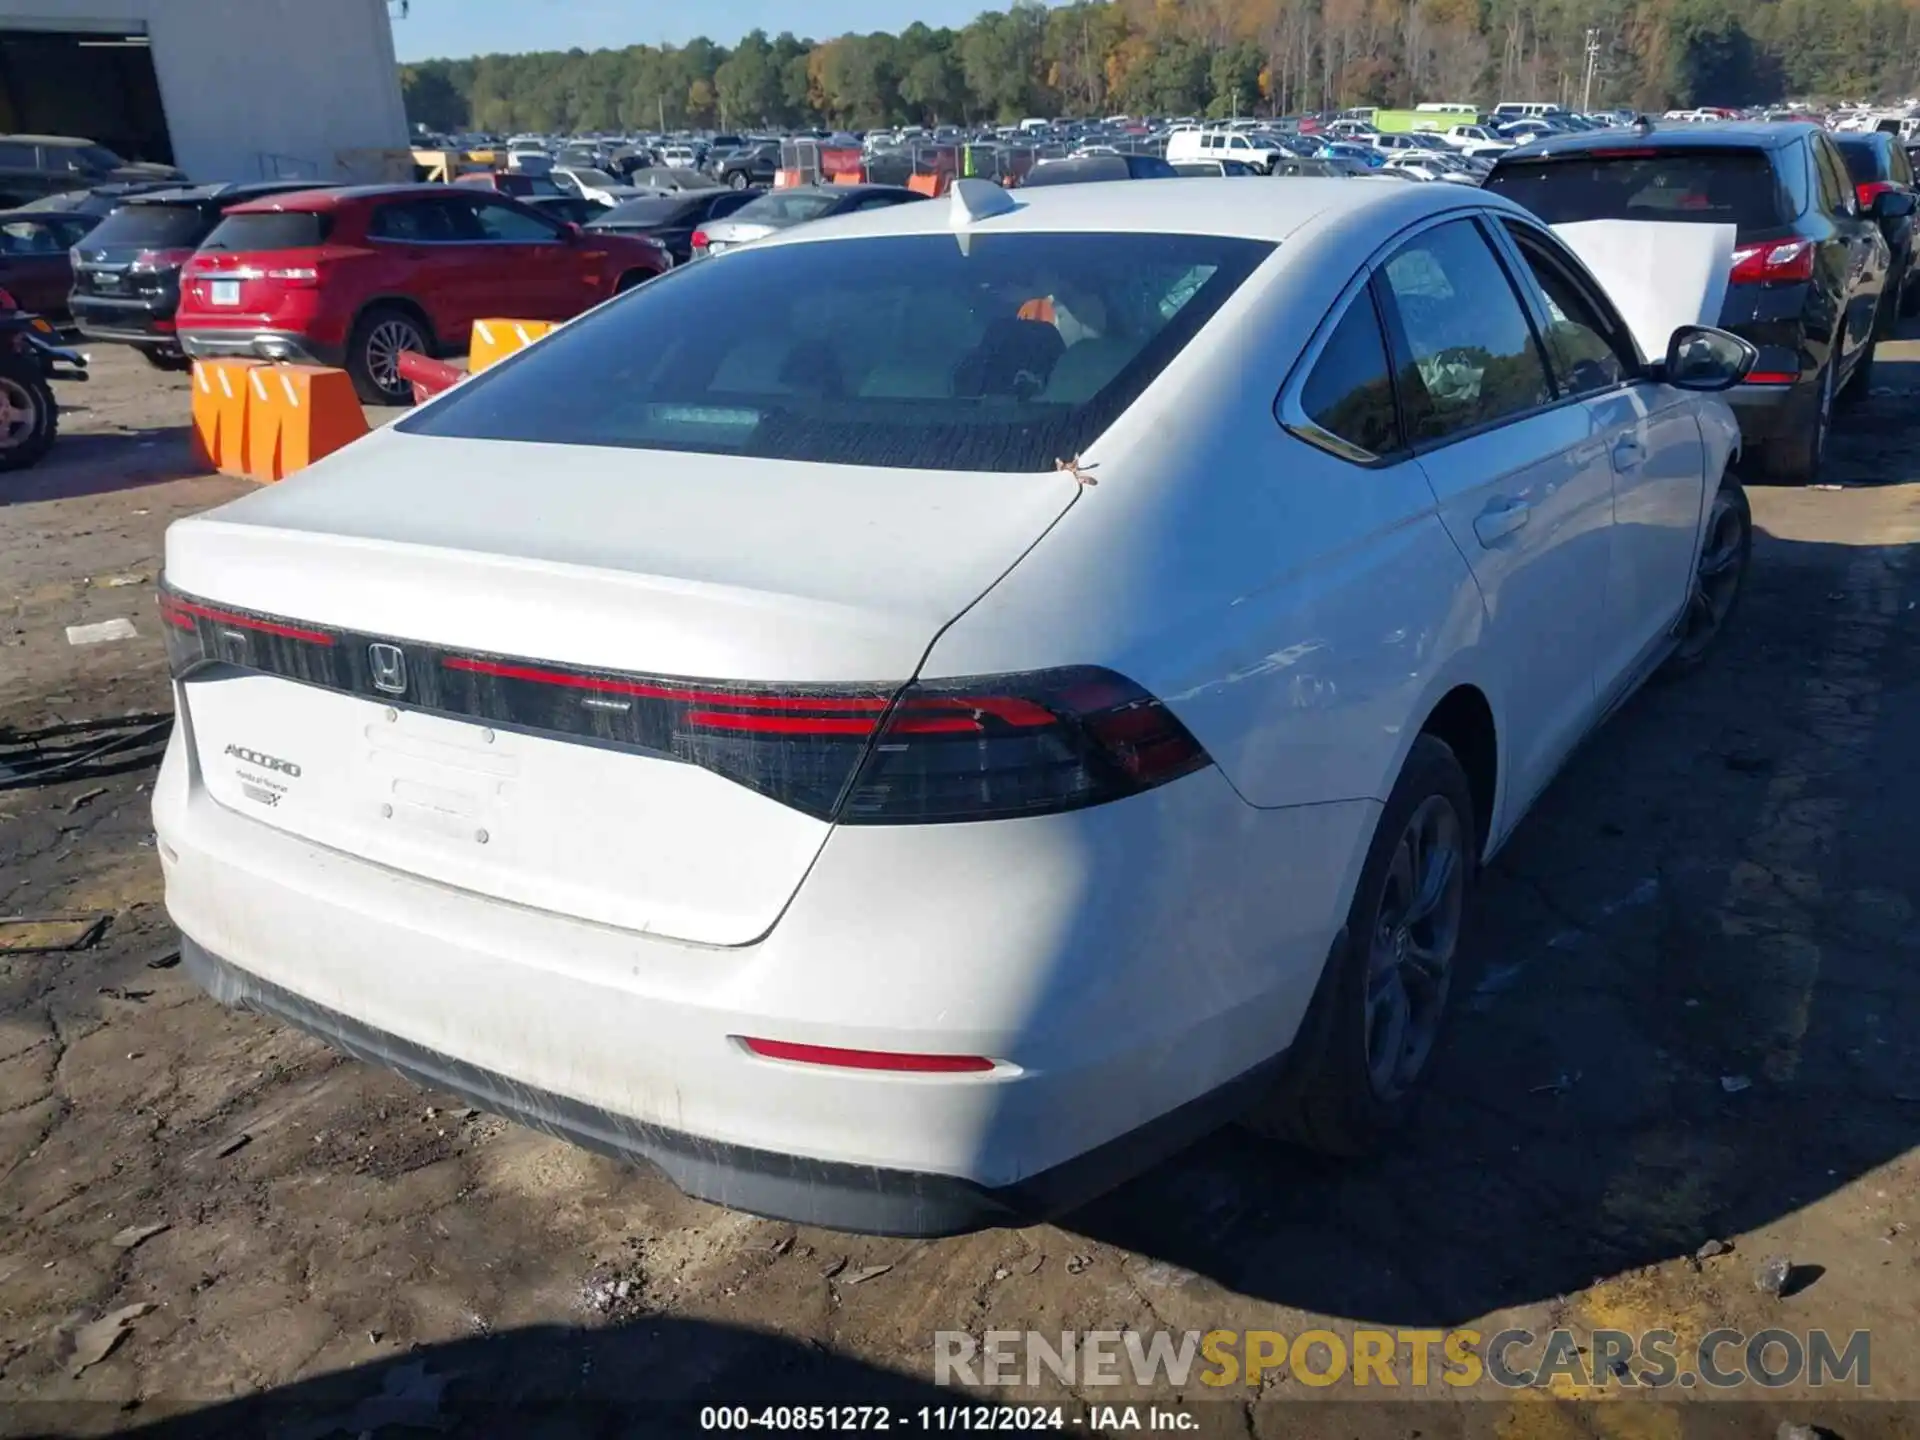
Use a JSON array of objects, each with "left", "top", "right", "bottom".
[
  {"left": 1485, "top": 122, "right": 1906, "bottom": 482},
  {"left": 68, "top": 182, "right": 339, "bottom": 369},
  {"left": 1833, "top": 130, "right": 1917, "bottom": 318},
  {"left": 714, "top": 141, "right": 781, "bottom": 191},
  {"left": 0, "top": 135, "right": 183, "bottom": 207}
]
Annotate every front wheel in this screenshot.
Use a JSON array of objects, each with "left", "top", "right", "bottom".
[
  {"left": 728, "top": 171, "right": 749, "bottom": 190},
  {"left": 1661, "top": 480, "right": 1752, "bottom": 678},
  {"left": 0, "top": 352, "right": 57, "bottom": 472},
  {"left": 1243, "top": 734, "right": 1475, "bottom": 1155}
]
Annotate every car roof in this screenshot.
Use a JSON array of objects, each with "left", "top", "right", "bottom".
[
  {"left": 0, "top": 134, "right": 99, "bottom": 148},
  {"left": 752, "top": 175, "right": 1523, "bottom": 248},
  {"left": 222, "top": 183, "right": 496, "bottom": 213},
  {"left": 0, "top": 209, "right": 81, "bottom": 224},
  {"left": 1504, "top": 120, "right": 1813, "bottom": 161},
  {"left": 127, "top": 180, "right": 339, "bottom": 207}
]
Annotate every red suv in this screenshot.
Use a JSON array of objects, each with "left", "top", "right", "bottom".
[{"left": 175, "top": 184, "right": 670, "bottom": 404}]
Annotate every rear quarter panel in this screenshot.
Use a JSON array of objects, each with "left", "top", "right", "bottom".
[{"left": 920, "top": 203, "right": 1493, "bottom": 816}]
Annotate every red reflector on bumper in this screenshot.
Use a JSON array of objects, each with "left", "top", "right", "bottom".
[
  {"left": 738, "top": 1037, "right": 995, "bottom": 1073},
  {"left": 1743, "top": 371, "right": 1799, "bottom": 385}
]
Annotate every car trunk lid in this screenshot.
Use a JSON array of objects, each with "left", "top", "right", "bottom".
[{"left": 162, "top": 428, "right": 1076, "bottom": 946}]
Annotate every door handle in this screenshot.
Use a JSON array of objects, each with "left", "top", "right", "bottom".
[
  {"left": 1611, "top": 436, "right": 1646, "bottom": 470},
  {"left": 1473, "top": 500, "right": 1532, "bottom": 545}
]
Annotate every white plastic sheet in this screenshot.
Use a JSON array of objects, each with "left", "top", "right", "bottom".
[{"left": 1549, "top": 220, "right": 1737, "bottom": 366}]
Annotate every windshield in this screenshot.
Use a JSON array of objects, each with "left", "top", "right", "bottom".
[
  {"left": 1485, "top": 151, "right": 1788, "bottom": 233},
  {"left": 81, "top": 202, "right": 210, "bottom": 248},
  {"left": 401, "top": 231, "right": 1273, "bottom": 473},
  {"left": 199, "top": 211, "right": 333, "bottom": 252},
  {"left": 77, "top": 144, "right": 128, "bottom": 171},
  {"left": 730, "top": 190, "right": 841, "bottom": 225}
]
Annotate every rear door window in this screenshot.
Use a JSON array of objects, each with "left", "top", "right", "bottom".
[
  {"left": 368, "top": 198, "right": 472, "bottom": 242},
  {"left": 1374, "top": 218, "right": 1553, "bottom": 444},
  {"left": 198, "top": 211, "right": 333, "bottom": 251},
  {"left": 1485, "top": 150, "right": 1789, "bottom": 232},
  {"left": 400, "top": 230, "right": 1273, "bottom": 473},
  {"left": 470, "top": 198, "right": 563, "bottom": 241}
]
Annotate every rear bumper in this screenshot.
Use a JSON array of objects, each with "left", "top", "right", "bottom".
[
  {"left": 1723, "top": 375, "right": 1816, "bottom": 445},
  {"left": 182, "top": 936, "right": 1300, "bottom": 1236},
  {"left": 71, "top": 295, "right": 176, "bottom": 347},
  {"left": 178, "top": 328, "right": 341, "bottom": 368},
  {"left": 153, "top": 716, "right": 1374, "bottom": 1235}
]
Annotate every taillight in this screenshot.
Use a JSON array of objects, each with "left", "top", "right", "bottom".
[
  {"left": 836, "top": 667, "right": 1212, "bottom": 824},
  {"left": 0, "top": 288, "right": 15, "bottom": 311},
  {"left": 130, "top": 247, "right": 196, "bottom": 273},
  {"left": 157, "top": 581, "right": 1212, "bottom": 823},
  {"left": 263, "top": 267, "right": 318, "bottom": 286},
  {"left": 1856, "top": 179, "right": 1895, "bottom": 209},
  {"left": 1729, "top": 239, "right": 1815, "bottom": 284},
  {"left": 690, "top": 229, "right": 709, "bottom": 250}
]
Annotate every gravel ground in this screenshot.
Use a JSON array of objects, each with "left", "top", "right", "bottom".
[{"left": 1, "top": 343, "right": 1917, "bottom": 1438}]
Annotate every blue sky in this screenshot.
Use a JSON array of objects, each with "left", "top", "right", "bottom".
[{"left": 391, "top": 1, "right": 1010, "bottom": 61}]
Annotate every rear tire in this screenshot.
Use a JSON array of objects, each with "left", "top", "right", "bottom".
[
  {"left": 139, "top": 348, "right": 193, "bottom": 373},
  {"left": 346, "top": 304, "right": 429, "bottom": 406},
  {"left": 1660, "top": 480, "right": 1752, "bottom": 679},
  {"left": 728, "top": 171, "right": 749, "bottom": 190},
  {"left": 1761, "top": 358, "right": 1832, "bottom": 484},
  {"left": 1242, "top": 735, "right": 1476, "bottom": 1156},
  {"left": 0, "top": 352, "right": 57, "bottom": 473}
]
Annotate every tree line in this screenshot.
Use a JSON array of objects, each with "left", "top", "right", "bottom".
[{"left": 398, "top": 0, "right": 1920, "bottom": 137}]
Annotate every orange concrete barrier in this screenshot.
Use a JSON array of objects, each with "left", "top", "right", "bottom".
[
  {"left": 468, "top": 318, "right": 554, "bottom": 373},
  {"left": 189, "top": 358, "right": 264, "bottom": 475},
  {"left": 244, "top": 364, "right": 369, "bottom": 482}
]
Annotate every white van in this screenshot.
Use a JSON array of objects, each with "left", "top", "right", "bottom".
[
  {"left": 1492, "top": 102, "right": 1563, "bottom": 120},
  {"left": 1415, "top": 102, "right": 1478, "bottom": 114},
  {"left": 1164, "top": 127, "right": 1288, "bottom": 172}
]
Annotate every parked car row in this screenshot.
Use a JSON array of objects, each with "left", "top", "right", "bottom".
[{"left": 1483, "top": 119, "right": 1914, "bottom": 483}]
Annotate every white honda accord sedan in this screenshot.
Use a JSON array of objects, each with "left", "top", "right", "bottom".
[{"left": 154, "top": 177, "right": 1755, "bottom": 1235}]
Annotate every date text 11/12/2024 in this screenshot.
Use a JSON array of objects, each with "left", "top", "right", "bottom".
[{"left": 699, "top": 1405, "right": 1196, "bottom": 1431}]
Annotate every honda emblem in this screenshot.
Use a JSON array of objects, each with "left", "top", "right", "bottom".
[{"left": 368, "top": 643, "right": 408, "bottom": 695}]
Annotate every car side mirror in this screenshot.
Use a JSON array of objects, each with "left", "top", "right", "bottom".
[
  {"left": 1873, "top": 188, "right": 1916, "bottom": 219},
  {"left": 561, "top": 221, "right": 583, "bottom": 241},
  {"left": 1660, "top": 324, "right": 1756, "bottom": 392}
]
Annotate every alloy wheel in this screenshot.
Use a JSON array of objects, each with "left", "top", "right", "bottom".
[
  {"left": 1364, "top": 794, "right": 1466, "bottom": 1100},
  {"left": 1675, "top": 490, "right": 1748, "bottom": 661},
  {"left": 0, "top": 375, "right": 40, "bottom": 450},
  {"left": 365, "top": 319, "right": 424, "bottom": 397}
]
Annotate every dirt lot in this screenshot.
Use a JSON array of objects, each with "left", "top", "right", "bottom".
[{"left": 1, "top": 344, "right": 1917, "bottom": 1438}]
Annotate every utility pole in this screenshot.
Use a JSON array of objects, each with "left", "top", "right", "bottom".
[{"left": 1582, "top": 27, "right": 1601, "bottom": 112}]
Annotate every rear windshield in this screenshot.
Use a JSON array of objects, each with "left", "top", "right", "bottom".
[
  {"left": 199, "top": 211, "right": 333, "bottom": 252},
  {"left": 595, "top": 195, "right": 698, "bottom": 226},
  {"left": 731, "top": 190, "right": 840, "bottom": 225},
  {"left": 400, "top": 231, "right": 1272, "bottom": 472},
  {"left": 1835, "top": 140, "right": 1883, "bottom": 184},
  {"left": 1486, "top": 150, "right": 1790, "bottom": 231},
  {"left": 77, "top": 202, "right": 210, "bottom": 248}
]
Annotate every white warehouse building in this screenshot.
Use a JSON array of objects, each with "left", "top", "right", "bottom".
[{"left": 0, "top": 0, "right": 409, "bottom": 185}]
